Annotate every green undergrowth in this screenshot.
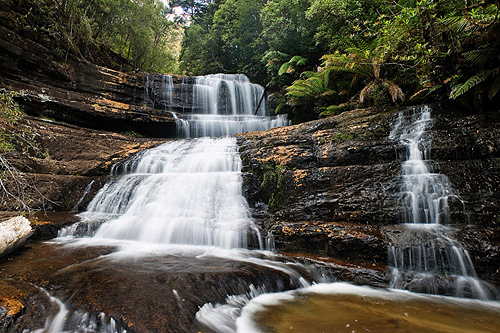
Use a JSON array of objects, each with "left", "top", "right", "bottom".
[
  {"left": 0, "top": 90, "right": 47, "bottom": 211},
  {"left": 0, "top": 90, "right": 47, "bottom": 157}
]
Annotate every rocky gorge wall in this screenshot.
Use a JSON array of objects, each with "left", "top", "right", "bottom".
[
  {"left": 236, "top": 106, "right": 500, "bottom": 285},
  {"left": 0, "top": 19, "right": 208, "bottom": 139},
  {"left": 1, "top": 16, "right": 499, "bottom": 288}
]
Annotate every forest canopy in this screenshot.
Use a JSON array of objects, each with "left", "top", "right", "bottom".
[
  {"left": 1, "top": 0, "right": 499, "bottom": 122},
  {"left": 0, "top": 0, "right": 183, "bottom": 72},
  {"left": 176, "top": 0, "right": 500, "bottom": 122}
]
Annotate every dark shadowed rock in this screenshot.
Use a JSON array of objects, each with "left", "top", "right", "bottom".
[{"left": 237, "top": 105, "right": 500, "bottom": 289}]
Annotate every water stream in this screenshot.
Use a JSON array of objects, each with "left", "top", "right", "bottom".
[
  {"left": 388, "top": 105, "right": 497, "bottom": 299},
  {"left": 178, "top": 74, "right": 289, "bottom": 137},
  {"left": 33, "top": 74, "right": 319, "bottom": 332},
  {"left": 8, "top": 80, "right": 500, "bottom": 331}
]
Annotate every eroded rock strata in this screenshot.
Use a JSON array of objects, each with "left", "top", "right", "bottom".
[{"left": 237, "top": 106, "right": 500, "bottom": 284}]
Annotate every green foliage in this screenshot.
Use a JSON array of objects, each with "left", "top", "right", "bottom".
[
  {"left": 0, "top": 90, "right": 47, "bottom": 157},
  {"left": 306, "top": 0, "right": 391, "bottom": 51},
  {"left": 3, "top": 0, "right": 182, "bottom": 72},
  {"left": 278, "top": 56, "right": 308, "bottom": 76},
  {"left": 444, "top": 3, "right": 500, "bottom": 104},
  {"left": 283, "top": 71, "right": 338, "bottom": 122},
  {"left": 180, "top": 0, "right": 267, "bottom": 80},
  {"left": 450, "top": 71, "right": 491, "bottom": 99},
  {"left": 0, "top": 91, "right": 23, "bottom": 153},
  {"left": 0, "top": 90, "right": 48, "bottom": 211},
  {"left": 121, "top": 131, "right": 146, "bottom": 138}
]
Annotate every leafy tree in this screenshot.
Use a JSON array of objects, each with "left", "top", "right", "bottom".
[
  {"left": 2, "top": 0, "right": 181, "bottom": 72},
  {"left": 306, "top": 0, "right": 391, "bottom": 52},
  {"left": 179, "top": 0, "right": 268, "bottom": 80}
]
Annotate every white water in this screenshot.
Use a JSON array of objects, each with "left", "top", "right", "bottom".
[
  {"left": 177, "top": 74, "right": 290, "bottom": 137},
  {"left": 50, "top": 74, "right": 321, "bottom": 332},
  {"left": 389, "top": 105, "right": 496, "bottom": 300},
  {"left": 389, "top": 105, "right": 461, "bottom": 224},
  {"left": 31, "top": 288, "right": 125, "bottom": 333},
  {"left": 61, "top": 74, "right": 290, "bottom": 248},
  {"left": 64, "top": 137, "right": 260, "bottom": 249},
  {"left": 236, "top": 282, "right": 500, "bottom": 333}
]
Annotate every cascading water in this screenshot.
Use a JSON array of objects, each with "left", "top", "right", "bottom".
[
  {"left": 70, "top": 137, "right": 262, "bottom": 249},
  {"left": 388, "top": 105, "right": 497, "bottom": 300},
  {"left": 62, "top": 74, "right": 289, "bottom": 249},
  {"left": 178, "top": 74, "right": 289, "bottom": 137},
  {"left": 46, "top": 74, "right": 325, "bottom": 332},
  {"left": 389, "top": 105, "right": 462, "bottom": 224}
]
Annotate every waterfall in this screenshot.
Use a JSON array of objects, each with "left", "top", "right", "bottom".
[
  {"left": 51, "top": 75, "right": 318, "bottom": 332},
  {"left": 61, "top": 74, "right": 290, "bottom": 250},
  {"left": 389, "top": 105, "right": 461, "bottom": 224},
  {"left": 68, "top": 137, "right": 261, "bottom": 249},
  {"left": 388, "top": 105, "right": 497, "bottom": 300},
  {"left": 161, "top": 74, "right": 173, "bottom": 111},
  {"left": 177, "top": 74, "right": 289, "bottom": 137}
]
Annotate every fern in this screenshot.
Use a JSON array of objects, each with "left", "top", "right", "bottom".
[
  {"left": 285, "top": 73, "right": 335, "bottom": 106},
  {"left": 278, "top": 55, "right": 308, "bottom": 76},
  {"left": 464, "top": 46, "right": 497, "bottom": 66},
  {"left": 450, "top": 71, "right": 491, "bottom": 99},
  {"left": 278, "top": 62, "right": 292, "bottom": 75}
]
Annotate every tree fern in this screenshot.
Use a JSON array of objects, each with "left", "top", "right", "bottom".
[
  {"left": 285, "top": 73, "right": 335, "bottom": 106},
  {"left": 278, "top": 55, "right": 308, "bottom": 76},
  {"left": 464, "top": 46, "right": 497, "bottom": 66},
  {"left": 450, "top": 71, "right": 491, "bottom": 99}
]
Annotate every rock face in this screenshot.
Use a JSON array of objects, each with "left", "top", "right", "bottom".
[
  {"left": 0, "top": 21, "right": 179, "bottom": 138},
  {"left": 237, "top": 107, "right": 401, "bottom": 226},
  {"left": 236, "top": 105, "right": 500, "bottom": 285},
  {"left": 0, "top": 20, "right": 205, "bottom": 138},
  {"left": 2, "top": 117, "right": 167, "bottom": 212}
]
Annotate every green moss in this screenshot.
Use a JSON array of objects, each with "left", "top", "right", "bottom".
[
  {"left": 260, "top": 163, "right": 287, "bottom": 211},
  {"left": 332, "top": 130, "right": 354, "bottom": 143},
  {"left": 121, "top": 131, "right": 146, "bottom": 138}
]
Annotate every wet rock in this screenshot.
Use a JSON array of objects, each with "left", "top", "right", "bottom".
[
  {"left": 0, "top": 22, "right": 176, "bottom": 138},
  {"left": 270, "top": 221, "right": 388, "bottom": 264},
  {"left": 454, "top": 226, "right": 500, "bottom": 286},
  {"left": 237, "top": 105, "right": 500, "bottom": 291},
  {"left": 1, "top": 118, "right": 167, "bottom": 212},
  {"left": 237, "top": 107, "right": 402, "bottom": 227},
  {"left": 0, "top": 243, "right": 330, "bottom": 332},
  {"left": 0, "top": 278, "right": 50, "bottom": 331}
]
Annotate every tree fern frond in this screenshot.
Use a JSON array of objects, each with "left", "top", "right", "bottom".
[
  {"left": 359, "top": 81, "right": 374, "bottom": 103},
  {"left": 442, "top": 15, "right": 470, "bottom": 35},
  {"left": 300, "top": 71, "right": 319, "bottom": 79},
  {"left": 290, "top": 55, "right": 304, "bottom": 63},
  {"left": 263, "top": 50, "right": 289, "bottom": 62},
  {"left": 278, "top": 62, "right": 292, "bottom": 75},
  {"left": 450, "top": 71, "right": 491, "bottom": 99},
  {"left": 387, "top": 81, "right": 405, "bottom": 103},
  {"left": 275, "top": 102, "right": 286, "bottom": 114},
  {"left": 296, "top": 57, "right": 308, "bottom": 66},
  {"left": 463, "top": 46, "right": 496, "bottom": 66}
]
